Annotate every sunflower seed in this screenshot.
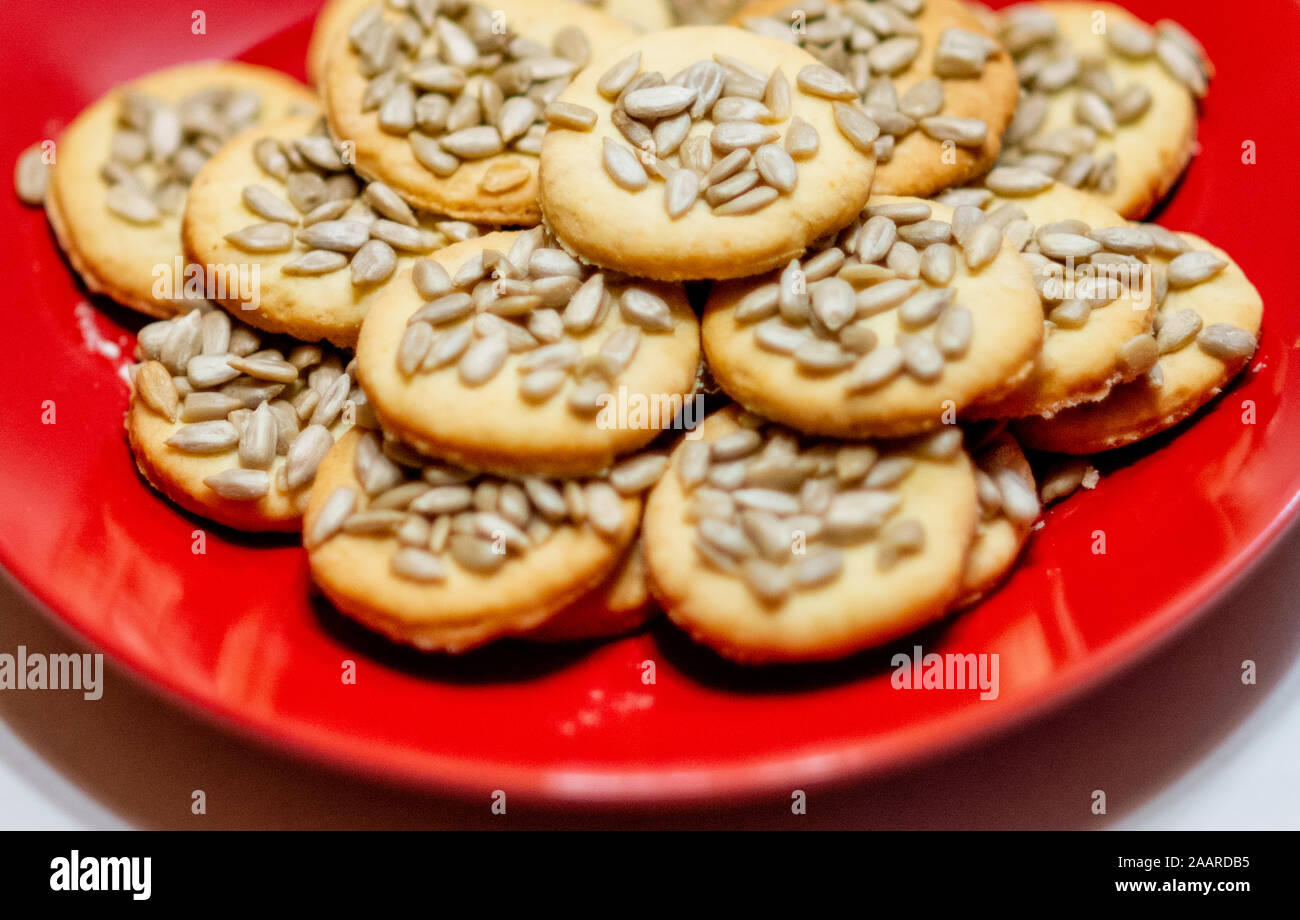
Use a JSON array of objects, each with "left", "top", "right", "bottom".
[
  {"left": 844, "top": 346, "right": 904, "bottom": 392},
  {"left": 619, "top": 288, "right": 673, "bottom": 331},
  {"left": 1049, "top": 299, "right": 1090, "bottom": 328},
  {"left": 804, "top": 248, "right": 846, "bottom": 283},
  {"left": 310, "top": 373, "right": 351, "bottom": 428},
  {"left": 104, "top": 183, "right": 160, "bottom": 224},
  {"left": 198, "top": 468, "right": 269, "bottom": 501},
  {"left": 713, "top": 186, "right": 779, "bottom": 216},
  {"left": 920, "top": 115, "right": 988, "bottom": 147},
  {"left": 823, "top": 490, "right": 899, "bottom": 543},
  {"left": 294, "top": 219, "right": 367, "bottom": 253},
  {"left": 184, "top": 354, "right": 240, "bottom": 388},
  {"left": 227, "top": 355, "right": 299, "bottom": 384},
  {"left": 601, "top": 137, "right": 648, "bottom": 191},
  {"left": 1116, "top": 334, "right": 1159, "bottom": 376},
  {"left": 984, "top": 166, "right": 1055, "bottom": 197},
  {"left": 1155, "top": 37, "right": 1207, "bottom": 97},
  {"left": 1153, "top": 307, "right": 1202, "bottom": 354},
  {"left": 134, "top": 360, "right": 179, "bottom": 421},
  {"left": 1106, "top": 20, "right": 1155, "bottom": 57},
  {"left": 167, "top": 420, "right": 239, "bottom": 454},
  {"left": 1112, "top": 84, "right": 1152, "bottom": 124},
  {"left": 1167, "top": 251, "right": 1227, "bottom": 288},
  {"left": 1196, "top": 323, "right": 1255, "bottom": 360},
  {"left": 235, "top": 402, "right": 275, "bottom": 471},
  {"left": 809, "top": 277, "right": 856, "bottom": 332},
  {"left": 457, "top": 332, "right": 509, "bottom": 385},
  {"left": 597, "top": 51, "right": 641, "bottom": 99},
  {"left": 794, "top": 63, "right": 857, "bottom": 100},
  {"left": 14, "top": 143, "right": 50, "bottom": 205},
  {"left": 278, "top": 249, "right": 346, "bottom": 277},
  {"left": 784, "top": 116, "right": 820, "bottom": 159},
  {"left": 303, "top": 487, "right": 355, "bottom": 548}
]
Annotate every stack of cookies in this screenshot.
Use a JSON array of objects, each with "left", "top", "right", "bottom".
[{"left": 16, "top": 0, "right": 1263, "bottom": 664}]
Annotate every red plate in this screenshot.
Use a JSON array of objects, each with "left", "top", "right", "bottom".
[{"left": 3, "top": 0, "right": 1298, "bottom": 804}]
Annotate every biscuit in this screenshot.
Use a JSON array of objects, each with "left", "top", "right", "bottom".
[
  {"left": 955, "top": 431, "right": 1038, "bottom": 608},
  {"left": 538, "top": 25, "right": 876, "bottom": 281},
  {"left": 527, "top": 540, "right": 656, "bottom": 642},
  {"left": 991, "top": 2, "right": 1206, "bottom": 219},
  {"left": 308, "top": 0, "right": 670, "bottom": 85},
  {"left": 732, "top": 0, "right": 1019, "bottom": 198},
  {"left": 183, "top": 113, "right": 481, "bottom": 348},
  {"left": 304, "top": 429, "right": 653, "bottom": 652},
  {"left": 958, "top": 182, "right": 1155, "bottom": 420},
  {"left": 355, "top": 230, "right": 701, "bottom": 476},
  {"left": 643, "top": 407, "right": 978, "bottom": 663},
  {"left": 321, "top": 0, "right": 638, "bottom": 225},
  {"left": 1014, "top": 233, "right": 1262, "bottom": 453},
  {"left": 46, "top": 61, "right": 317, "bottom": 319},
  {"left": 127, "top": 306, "right": 360, "bottom": 531},
  {"left": 702, "top": 195, "right": 1043, "bottom": 438}
]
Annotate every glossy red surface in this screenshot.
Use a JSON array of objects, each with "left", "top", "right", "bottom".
[{"left": 2, "top": 0, "right": 1299, "bottom": 804}]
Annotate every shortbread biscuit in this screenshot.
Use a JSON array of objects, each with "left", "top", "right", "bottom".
[
  {"left": 309, "top": 0, "right": 669, "bottom": 85},
  {"left": 355, "top": 230, "right": 701, "bottom": 476},
  {"left": 126, "top": 307, "right": 360, "bottom": 531},
  {"left": 955, "top": 431, "right": 1038, "bottom": 607},
  {"left": 643, "top": 407, "right": 978, "bottom": 663},
  {"left": 959, "top": 182, "right": 1155, "bottom": 420},
  {"left": 1014, "top": 233, "right": 1261, "bottom": 453},
  {"left": 183, "top": 114, "right": 481, "bottom": 348},
  {"left": 538, "top": 25, "right": 876, "bottom": 281},
  {"left": 304, "top": 429, "right": 653, "bottom": 652},
  {"left": 46, "top": 61, "right": 317, "bottom": 319},
  {"left": 992, "top": 2, "right": 1206, "bottom": 219},
  {"left": 733, "top": 0, "right": 1019, "bottom": 198},
  {"left": 322, "top": 0, "right": 637, "bottom": 225},
  {"left": 528, "top": 540, "right": 656, "bottom": 642},
  {"left": 702, "top": 196, "right": 1043, "bottom": 438}
]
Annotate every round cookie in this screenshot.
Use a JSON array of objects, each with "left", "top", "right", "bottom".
[
  {"left": 1014, "top": 233, "right": 1261, "bottom": 453},
  {"left": 127, "top": 306, "right": 361, "bottom": 531},
  {"left": 702, "top": 195, "right": 1043, "bottom": 438},
  {"left": 732, "top": 0, "right": 1019, "bottom": 198},
  {"left": 992, "top": 2, "right": 1206, "bottom": 219},
  {"left": 958, "top": 182, "right": 1155, "bottom": 420},
  {"left": 528, "top": 540, "right": 656, "bottom": 642},
  {"left": 356, "top": 230, "right": 701, "bottom": 476},
  {"left": 183, "top": 113, "right": 480, "bottom": 348},
  {"left": 321, "top": 0, "right": 638, "bottom": 225},
  {"left": 538, "top": 25, "right": 877, "bottom": 281},
  {"left": 643, "top": 408, "right": 979, "bottom": 663},
  {"left": 46, "top": 61, "right": 318, "bottom": 319},
  {"left": 955, "top": 431, "right": 1038, "bottom": 608},
  {"left": 304, "top": 429, "right": 653, "bottom": 652}
]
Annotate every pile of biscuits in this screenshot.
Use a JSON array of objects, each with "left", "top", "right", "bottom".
[{"left": 15, "top": 0, "right": 1263, "bottom": 664}]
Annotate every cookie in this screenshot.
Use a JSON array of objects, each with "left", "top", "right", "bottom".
[
  {"left": 46, "top": 61, "right": 317, "bottom": 319},
  {"left": 955, "top": 431, "right": 1038, "bottom": 608},
  {"left": 643, "top": 407, "right": 978, "bottom": 663},
  {"left": 732, "top": 0, "right": 1019, "bottom": 198},
  {"left": 355, "top": 229, "right": 701, "bottom": 476},
  {"left": 183, "top": 113, "right": 481, "bottom": 348},
  {"left": 527, "top": 540, "right": 656, "bottom": 642},
  {"left": 309, "top": 0, "right": 670, "bottom": 85},
  {"left": 304, "top": 429, "right": 656, "bottom": 652},
  {"left": 956, "top": 181, "right": 1155, "bottom": 420},
  {"left": 1014, "top": 233, "right": 1262, "bottom": 453},
  {"left": 126, "top": 306, "right": 362, "bottom": 531},
  {"left": 992, "top": 2, "right": 1207, "bottom": 219},
  {"left": 321, "top": 0, "right": 638, "bottom": 225},
  {"left": 702, "top": 195, "right": 1043, "bottom": 438},
  {"left": 538, "top": 25, "right": 877, "bottom": 281}
]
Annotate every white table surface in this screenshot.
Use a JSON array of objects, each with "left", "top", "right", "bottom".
[{"left": 2, "top": 515, "right": 1298, "bottom": 830}]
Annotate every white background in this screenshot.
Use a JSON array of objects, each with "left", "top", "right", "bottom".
[{"left": 1, "top": 518, "right": 1298, "bottom": 830}]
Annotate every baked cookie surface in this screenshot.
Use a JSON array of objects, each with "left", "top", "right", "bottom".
[
  {"left": 733, "top": 0, "right": 1019, "bottom": 198},
  {"left": 643, "top": 407, "right": 978, "bottom": 663},
  {"left": 992, "top": 1, "right": 1207, "bottom": 219},
  {"left": 527, "top": 540, "right": 655, "bottom": 642},
  {"left": 702, "top": 195, "right": 1043, "bottom": 438},
  {"left": 355, "top": 230, "right": 701, "bottom": 476},
  {"left": 1014, "top": 233, "right": 1261, "bottom": 453},
  {"left": 955, "top": 430, "right": 1038, "bottom": 608},
  {"left": 538, "top": 25, "right": 876, "bottom": 281},
  {"left": 304, "top": 429, "right": 655, "bottom": 652},
  {"left": 322, "top": 0, "right": 638, "bottom": 225},
  {"left": 183, "top": 113, "right": 481, "bottom": 348},
  {"left": 127, "top": 306, "right": 360, "bottom": 531},
  {"left": 47, "top": 61, "right": 317, "bottom": 319},
  {"left": 958, "top": 181, "right": 1155, "bottom": 420}
]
